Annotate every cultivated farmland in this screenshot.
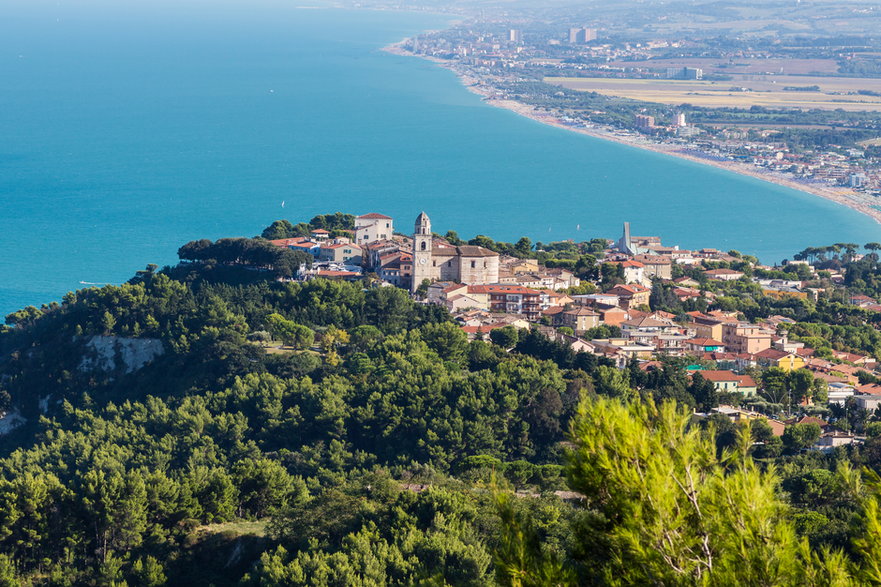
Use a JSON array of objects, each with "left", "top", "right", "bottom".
[{"left": 545, "top": 76, "right": 881, "bottom": 112}]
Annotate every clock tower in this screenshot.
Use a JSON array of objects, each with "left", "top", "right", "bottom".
[{"left": 411, "top": 211, "right": 433, "bottom": 293}]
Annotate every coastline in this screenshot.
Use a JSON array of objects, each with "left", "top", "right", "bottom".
[{"left": 384, "top": 41, "right": 881, "bottom": 227}]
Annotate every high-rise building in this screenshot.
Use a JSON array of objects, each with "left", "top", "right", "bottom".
[
  {"left": 667, "top": 67, "right": 703, "bottom": 80},
  {"left": 635, "top": 115, "right": 656, "bottom": 130},
  {"left": 509, "top": 29, "right": 522, "bottom": 43},
  {"left": 675, "top": 112, "right": 687, "bottom": 127},
  {"left": 568, "top": 27, "right": 597, "bottom": 44}
]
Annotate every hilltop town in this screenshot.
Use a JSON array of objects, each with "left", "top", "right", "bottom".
[
  {"left": 267, "top": 210, "right": 881, "bottom": 451},
  {"left": 7, "top": 209, "right": 881, "bottom": 582}
]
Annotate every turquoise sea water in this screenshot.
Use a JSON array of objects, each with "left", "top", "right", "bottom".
[{"left": 1, "top": 0, "right": 879, "bottom": 315}]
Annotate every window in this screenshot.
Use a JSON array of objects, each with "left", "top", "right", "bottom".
[
  {"left": 471, "top": 260, "right": 476, "bottom": 268},
  {"left": 421, "top": 242, "right": 427, "bottom": 251}
]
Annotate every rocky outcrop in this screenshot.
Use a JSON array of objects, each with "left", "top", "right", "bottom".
[{"left": 79, "top": 336, "right": 165, "bottom": 375}]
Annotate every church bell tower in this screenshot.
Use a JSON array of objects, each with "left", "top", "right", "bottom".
[{"left": 412, "top": 212, "right": 433, "bottom": 293}]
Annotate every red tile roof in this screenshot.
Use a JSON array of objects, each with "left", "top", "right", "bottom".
[
  {"left": 608, "top": 284, "right": 649, "bottom": 295},
  {"left": 461, "top": 324, "right": 506, "bottom": 334},
  {"left": 857, "top": 383, "right": 881, "bottom": 396},
  {"left": 695, "top": 370, "right": 740, "bottom": 382},
  {"left": 317, "top": 270, "right": 360, "bottom": 278},
  {"left": 704, "top": 268, "right": 743, "bottom": 276},
  {"left": 357, "top": 213, "right": 392, "bottom": 219},
  {"left": 755, "top": 348, "right": 794, "bottom": 360},
  {"left": 269, "top": 237, "right": 311, "bottom": 247},
  {"left": 697, "top": 370, "right": 756, "bottom": 388},
  {"left": 468, "top": 285, "right": 541, "bottom": 295}
]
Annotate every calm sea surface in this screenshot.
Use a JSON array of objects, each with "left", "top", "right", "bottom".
[{"left": 1, "top": 0, "right": 879, "bottom": 315}]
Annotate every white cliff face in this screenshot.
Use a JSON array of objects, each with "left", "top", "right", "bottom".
[
  {"left": 0, "top": 410, "right": 25, "bottom": 436},
  {"left": 79, "top": 336, "right": 165, "bottom": 375}
]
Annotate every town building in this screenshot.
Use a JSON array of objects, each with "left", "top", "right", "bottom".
[
  {"left": 704, "top": 268, "right": 744, "bottom": 281},
  {"left": 754, "top": 348, "right": 805, "bottom": 371},
  {"left": 355, "top": 213, "right": 394, "bottom": 244},
  {"left": 635, "top": 115, "right": 655, "bottom": 130},
  {"left": 318, "top": 239, "right": 362, "bottom": 265},
  {"left": 466, "top": 285, "right": 542, "bottom": 319},
  {"left": 721, "top": 323, "right": 773, "bottom": 355},
  {"left": 697, "top": 370, "right": 758, "bottom": 396},
  {"left": 558, "top": 307, "right": 600, "bottom": 334},
  {"left": 410, "top": 212, "right": 500, "bottom": 292},
  {"left": 633, "top": 254, "right": 672, "bottom": 280},
  {"left": 606, "top": 284, "right": 651, "bottom": 309},
  {"left": 616, "top": 222, "right": 660, "bottom": 255}
]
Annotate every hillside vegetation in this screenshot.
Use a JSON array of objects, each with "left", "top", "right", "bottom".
[{"left": 2, "top": 234, "right": 881, "bottom": 585}]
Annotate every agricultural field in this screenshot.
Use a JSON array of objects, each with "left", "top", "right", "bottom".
[
  {"left": 605, "top": 58, "right": 840, "bottom": 76},
  {"left": 545, "top": 76, "right": 881, "bottom": 112}
]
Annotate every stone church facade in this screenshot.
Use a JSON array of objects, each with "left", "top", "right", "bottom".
[{"left": 411, "top": 212, "right": 499, "bottom": 292}]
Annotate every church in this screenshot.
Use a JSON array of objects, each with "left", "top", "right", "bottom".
[{"left": 410, "top": 212, "right": 500, "bottom": 292}]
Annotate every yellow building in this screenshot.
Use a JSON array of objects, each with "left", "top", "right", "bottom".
[
  {"left": 762, "top": 287, "right": 808, "bottom": 300},
  {"left": 755, "top": 348, "right": 805, "bottom": 371}
]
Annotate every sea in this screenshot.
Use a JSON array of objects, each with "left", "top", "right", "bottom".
[{"left": 1, "top": 0, "right": 879, "bottom": 316}]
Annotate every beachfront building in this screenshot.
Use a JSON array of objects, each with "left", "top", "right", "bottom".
[{"left": 411, "top": 212, "right": 500, "bottom": 292}]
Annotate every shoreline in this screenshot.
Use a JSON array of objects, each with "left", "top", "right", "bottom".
[{"left": 384, "top": 41, "right": 881, "bottom": 227}]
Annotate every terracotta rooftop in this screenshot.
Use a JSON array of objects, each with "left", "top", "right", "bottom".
[
  {"left": 608, "top": 284, "right": 649, "bottom": 294},
  {"left": 357, "top": 213, "right": 392, "bottom": 219},
  {"left": 622, "top": 316, "right": 672, "bottom": 328},
  {"left": 696, "top": 370, "right": 737, "bottom": 381},
  {"left": 470, "top": 284, "right": 540, "bottom": 295},
  {"left": 704, "top": 268, "right": 743, "bottom": 276},
  {"left": 754, "top": 348, "right": 794, "bottom": 360},
  {"left": 269, "top": 237, "right": 311, "bottom": 247}
]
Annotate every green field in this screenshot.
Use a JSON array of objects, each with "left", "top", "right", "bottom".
[{"left": 545, "top": 76, "right": 881, "bottom": 112}]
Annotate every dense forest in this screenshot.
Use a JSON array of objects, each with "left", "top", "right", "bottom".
[{"left": 4, "top": 230, "right": 881, "bottom": 584}]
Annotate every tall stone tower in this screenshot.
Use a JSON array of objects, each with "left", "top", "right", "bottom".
[{"left": 411, "top": 211, "right": 433, "bottom": 293}]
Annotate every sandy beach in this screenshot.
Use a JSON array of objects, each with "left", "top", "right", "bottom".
[{"left": 384, "top": 42, "right": 881, "bottom": 226}]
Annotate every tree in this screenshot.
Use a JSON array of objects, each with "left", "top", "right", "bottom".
[
  {"left": 364, "top": 287, "right": 412, "bottom": 333},
  {"left": 593, "top": 366, "right": 631, "bottom": 398},
  {"left": 783, "top": 423, "right": 822, "bottom": 453},
  {"left": 688, "top": 372, "right": 718, "bottom": 411},
  {"left": 468, "top": 235, "right": 495, "bottom": 250},
  {"left": 789, "top": 369, "right": 816, "bottom": 404},
  {"left": 490, "top": 326, "right": 520, "bottom": 349},
  {"left": 262, "top": 219, "right": 296, "bottom": 240},
  {"left": 751, "top": 419, "right": 783, "bottom": 459},
  {"left": 421, "top": 322, "right": 468, "bottom": 363},
  {"left": 445, "top": 231, "right": 463, "bottom": 245},
  {"left": 131, "top": 556, "right": 167, "bottom": 587},
  {"left": 233, "top": 458, "right": 303, "bottom": 519},
  {"left": 498, "top": 397, "right": 848, "bottom": 585},
  {"left": 515, "top": 237, "right": 533, "bottom": 256},
  {"left": 266, "top": 313, "right": 314, "bottom": 349}
]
